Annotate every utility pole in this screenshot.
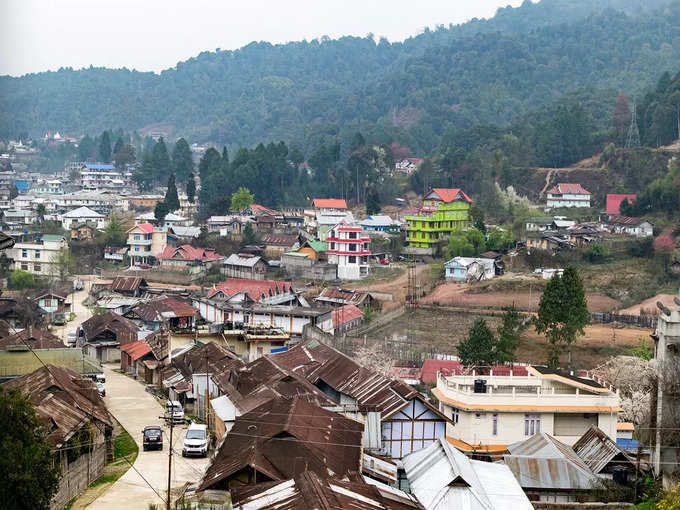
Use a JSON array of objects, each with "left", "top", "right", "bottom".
[{"left": 166, "top": 415, "right": 173, "bottom": 510}]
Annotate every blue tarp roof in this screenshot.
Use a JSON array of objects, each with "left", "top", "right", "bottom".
[
  {"left": 14, "top": 180, "right": 29, "bottom": 190},
  {"left": 616, "top": 438, "right": 642, "bottom": 451},
  {"left": 84, "top": 163, "right": 116, "bottom": 170}
]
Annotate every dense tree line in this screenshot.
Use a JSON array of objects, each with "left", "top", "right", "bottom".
[{"left": 2, "top": 0, "right": 680, "bottom": 155}]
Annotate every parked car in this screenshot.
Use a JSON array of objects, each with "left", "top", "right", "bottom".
[
  {"left": 142, "top": 426, "right": 163, "bottom": 451},
  {"left": 67, "top": 332, "right": 77, "bottom": 346},
  {"left": 96, "top": 380, "right": 106, "bottom": 397},
  {"left": 138, "top": 263, "right": 152, "bottom": 269},
  {"left": 164, "top": 400, "right": 185, "bottom": 424},
  {"left": 52, "top": 313, "right": 67, "bottom": 326},
  {"left": 182, "top": 423, "right": 208, "bottom": 457},
  {"left": 380, "top": 258, "right": 390, "bottom": 265}
]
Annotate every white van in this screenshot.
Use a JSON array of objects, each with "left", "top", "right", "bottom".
[
  {"left": 182, "top": 423, "right": 208, "bottom": 457},
  {"left": 165, "top": 400, "right": 185, "bottom": 424}
]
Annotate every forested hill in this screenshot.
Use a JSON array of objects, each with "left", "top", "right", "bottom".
[{"left": 1, "top": 0, "right": 679, "bottom": 153}]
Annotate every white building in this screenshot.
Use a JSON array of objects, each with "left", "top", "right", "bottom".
[
  {"left": 607, "top": 216, "right": 654, "bottom": 238},
  {"left": 433, "top": 365, "right": 620, "bottom": 453},
  {"left": 7, "top": 234, "right": 68, "bottom": 276},
  {"left": 34, "top": 180, "right": 64, "bottom": 194},
  {"left": 80, "top": 163, "right": 126, "bottom": 191},
  {"left": 546, "top": 183, "right": 591, "bottom": 209},
  {"left": 326, "top": 219, "right": 371, "bottom": 280},
  {"left": 444, "top": 256, "right": 495, "bottom": 282},
  {"left": 136, "top": 211, "right": 188, "bottom": 228},
  {"left": 61, "top": 206, "right": 106, "bottom": 230}
]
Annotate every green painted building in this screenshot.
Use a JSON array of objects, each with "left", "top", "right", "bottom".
[{"left": 406, "top": 188, "right": 473, "bottom": 249}]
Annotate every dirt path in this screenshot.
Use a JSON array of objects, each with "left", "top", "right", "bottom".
[
  {"left": 347, "top": 263, "right": 431, "bottom": 310},
  {"left": 618, "top": 293, "right": 679, "bottom": 315},
  {"left": 88, "top": 367, "right": 209, "bottom": 510}
]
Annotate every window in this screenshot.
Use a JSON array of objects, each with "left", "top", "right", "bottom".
[
  {"left": 349, "top": 232, "right": 357, "bottom": 239},
  {"left": 348, "top": 256, "right": 356, "bottom": 264},
  {"left": 43, "top": 298, "right": 52, "bottom": 307},
  {"left": 135, "top": 246, "right": 140, "bottom": 252},
  {"left": 451, "top": 407, "right": 459, "bottom": 424},
  {"left": 134, "top": 234, "right": 140, "bottom": 240},
  {"left": 492, "top": 414, "right": 498, "bottom": 436},
  {"left": 22, "top": 249, "right": 28, "bottom": 258},
  {"left": 33, "top": 264, "right": 41, "bottom": 273},
  {"left": 35, "top": 250, "right": 40, "bottom": 259},
  {"left": 524, "top": 414, "right": 541, "bottom": 436},
  {"left": 21, "top": 263, "right": 28, "bottom": 271},
  {"left": 349, "top": 244, "right": 356, "bottom": 252},
  {"left": 330, "top": 242, "right": 335, "bottom": 250}
]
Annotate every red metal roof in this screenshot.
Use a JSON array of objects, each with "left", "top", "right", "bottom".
[
  {"left": 133, "top": 222, "right": 154, "bottom": 233},
  {"left": 547, "top": 183, "right": 591, "bottom": 195},
  {"left": 427, "top": 188, "right": 473, "bottom": 203},
  {"left": 157, "top": 244, "right": 223, "bottom": 262},
  {"left": 606, "top": 194, "right": 637, "bottom": 215},
  {"left": 331, "top": 304, "right": 363, "bottom": 327},
  {"left": 313, "top": 198, "right": 347, "bottom": 209},
  {"left": 120, "top": 340, "right": 152, "bottom": 360},
  {"left": 250, "top": 203, "right": 278, "bottom": 215},
  {"left": 207, "top": 278, "right": 293, "bottom": 301}
]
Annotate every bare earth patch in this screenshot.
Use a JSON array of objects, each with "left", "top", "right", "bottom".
[
  {"left": 420, "top": 282, "right": 619, "bottom": 313},
  {"left": 618, "top": 293, "right": 678, "bottom": 316}
]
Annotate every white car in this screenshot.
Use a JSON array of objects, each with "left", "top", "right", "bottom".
[
  {"left": 165, "top": 400, "right": 185, "bottom": 424},
  {"left": 182, "top": 423, "right": 208, "bottom": 457},
  {"left": 96, "top": 380, "right": 106, "bottom": 397}
]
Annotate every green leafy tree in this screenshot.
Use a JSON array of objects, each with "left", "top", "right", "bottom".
[
  {"left": 0, "top": 252, "right": 11, "bottom": 278},
  {"left": 51, "top": 247, "right": 74, "bottom": 282},
  {"left": 583, "top": 243, "right": 610, "bottom": 263},
  {"left": 186, "top": 175, "right": 196, "bottom": 203},
  {"left": 230, "top": 187, "right": 254, "bottom": 212},
  {"left": 495, "top": 306, "right": 522, "bottom": 363},
  {"left": 466, "top": 228, "right": 486, "bottom": 255},
  {"left": 113, "top": 136, "right": 124, "bottom": 156},
  {"left": 8, "top": 269, "right": 36, "bottom": 290},
  {"left": 457, "top": 319, "right": 497, "bottom": 367},
  {"left": 469, "top": 204, "right": 486, "bottom": 233},
  {"left": 171, "top": 138, "right": 194, "bottom": 183},
  {"left": 366, "top": 187, "right": 381, "bottom": 215},
  {"left": 0, "top": 387, "right": 61, "bottom": 510},
  {"left": 154, "top": 201, "right": 169, "bottom": 226},
  {"left": 36, "top": 204, "right": 46, "bottom": 222},
  {"left": 242, "top": 222, "right": 257, "bottom": 246},
  {"left": 487, "top": 227, "right": 514, "bottom": 252},
  {"left": 104, "top": 214, "right": 126, "bottom": 246},
  {"left": 534, "top": 267, "right": 590, "bottom": 367},
  {"left": 164, "top": 174, "right": 180, "bottom": 212},
  {"left": 448, "top": 235, "right": 475, "bottom": 258},
  {"left": 99, "top": 131, "right": 111, "bottom": 162}
]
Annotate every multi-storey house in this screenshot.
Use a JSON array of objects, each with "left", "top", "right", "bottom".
[
  {"left": 546, "top": 183, "right": 591, "bottom": 209},
  {"left": 326, "top": 219, "right": 371, "bottom": 280},
  {"left": 7, "top": 234, "right": 68, "bottom": 276},
  {"left": 405, "top": 188, "right": 472, "bottom": 251},
  {"left": 433, "top": 365, "right": 620, "bottom": 456}
]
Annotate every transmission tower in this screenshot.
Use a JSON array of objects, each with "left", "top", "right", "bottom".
[
  {"left": 405, "top": 258, "right": 418, "bottom": 349},
  {"left": 625, "top": 102, "right": 641, "bottom": 148}
]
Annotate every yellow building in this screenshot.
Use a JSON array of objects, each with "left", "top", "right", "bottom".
[{"left": 406, "top": 188, "right": 472, "bottom": 249}]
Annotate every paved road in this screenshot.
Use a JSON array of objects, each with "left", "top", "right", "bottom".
[
  {"left": 89, "top": 366, "right": 209, "bottom": 510},
  {"left": 50, "top": 275, "right": 94, "bottom": 345}
]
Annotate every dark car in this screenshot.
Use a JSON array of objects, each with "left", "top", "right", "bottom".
[{"left": 142, "top": 426, "right": 163, "bottom": 451}]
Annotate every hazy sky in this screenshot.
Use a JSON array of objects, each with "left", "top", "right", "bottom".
[{"left": 0, "top": 0, "right": 526, "bottom": 77}]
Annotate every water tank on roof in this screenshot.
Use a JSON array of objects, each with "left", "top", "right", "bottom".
[{"left": 474, "top": 379, "right": 487, "bottom": 393}]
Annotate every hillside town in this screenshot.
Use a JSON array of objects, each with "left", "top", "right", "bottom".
[
  {"left": 1, "top": 129, "right": 679, "bottom": 510},
  {"left": 3, "top": 1, "right": 680, "bottom": 509}
]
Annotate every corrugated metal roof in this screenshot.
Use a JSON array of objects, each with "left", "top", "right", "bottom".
[
  {"left": 4, "top": 365, "right": 112, "bottom": 447},
  {"left": 0, "top": 326, "right": 64, "bottom": 350},
  {"left": 503, "top": 455, "right": 597, "bottom": 490},
  {"left": 128, "top": 297, "right": 198, "bottom": 322},
  {"left": 81, "top": 312, "right": 139, "bottom": 345},
  {"left": 403, "top": 438, "right": 532, "bottom": 510},
  {"left": 198, "top": 397, "right": 364, "bottom": 491},
  {"left": 223, "top": 253, "right": 263, "bottom": 268},
  {"left": 120, "top": 340, "right": 152, "bottom": 360},
  {"left": 110, "top": 276, "right": 147, "bottom": 292},
  {"left": 572, "top": 426, "right": 635, "bottom": 474}
]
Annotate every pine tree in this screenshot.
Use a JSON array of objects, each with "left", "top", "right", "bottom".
[
  {"left": 113, "top": 136, "right": 124, "bottom": 156},
  {"left": 534, "top": 267, "right": 589, "bottom": 367},
  {"left": 99, "top": 131, "right": 112, "bottom": 162},
  {"left": 457, "top": 319, "right": 497, "bottom": 367},
  {"left": 164, "top": 174, "right": 180, "bottom": 212},
  {"left": 151, "top": 137, "right": 171, "bottom": 183},
  {"left": 186, "top": 174, "right": 196, "bottom": 203},
  {"left": 495, "top": 306, "right": 522, "bottom": 363},
  {"left": 154, "top": 200, "right": 169, "bottom": 226},
  {"left": 366, "top": 187, "right": 381, "bottom": 215},
  {"left": 171, "top": 138, "right": 194, "bottom": 182}
]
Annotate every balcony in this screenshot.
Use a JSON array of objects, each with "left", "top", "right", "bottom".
[
  {"left": 128, "top": 238, "right": 152, "bottom": 246},
  {"left": 128, "top": 249, "right": 152, "bottom": 258},
  {"left": 435, "top": 372, "right": 620, "bottom": 409}
]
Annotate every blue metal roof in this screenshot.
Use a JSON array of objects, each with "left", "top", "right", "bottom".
[
  {"left": 14, "top": 180, "right": 29, "bottom": 190},
  {"left": 84, "top": 163, "right": 116, "bottom": 170},
  {"left": 616, "top": 438, "right": 642, "bottom": 451}
]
